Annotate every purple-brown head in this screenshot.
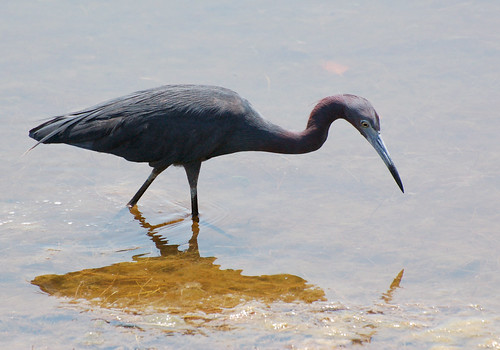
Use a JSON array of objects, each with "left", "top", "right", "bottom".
[{"left": 340, "top": 94, "right": 404, "bottom": 193}]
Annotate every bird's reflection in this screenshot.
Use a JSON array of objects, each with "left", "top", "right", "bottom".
[
  {"left": 32, "top": 208, "right": 326, "bottom": 314},
  {"left": 129, "top": 206, "right": 200, "bottom": 258},
  {"left": 31, "top": 210, "right": 407, "bottom": 343},
  {"left": 381, "top": 269, "right": 404, "bottom": 304}
]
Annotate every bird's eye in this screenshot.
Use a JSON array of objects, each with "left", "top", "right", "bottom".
[{"left": 360, "top": 120, "right": 370, "bottom": 128}]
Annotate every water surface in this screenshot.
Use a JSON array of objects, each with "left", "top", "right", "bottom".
[{"left": 1, "top": 1, "right": 499, "bottom": 348}]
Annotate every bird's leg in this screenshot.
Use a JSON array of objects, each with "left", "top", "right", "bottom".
[
  {"left": 127, "top": 166, "right": 167, "bottom": 208},
  {"left": 184, "top": 161, "right": 202, "bottom": 220}
]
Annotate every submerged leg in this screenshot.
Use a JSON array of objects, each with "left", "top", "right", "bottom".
[
  {"left": 127, "top": 166, "right": 168, "bottom": 208},
  {"left": 184, "top": 161, "right": 202, "bottom": 219}
]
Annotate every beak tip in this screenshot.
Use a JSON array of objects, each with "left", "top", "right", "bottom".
[
  {"left": 388, "top": 164, "right": 404, "bottom": 194},
  {"left": 367, "top": 133, "right": 404, "bottom": 194},
  {"left": 396, "top": 177, "right": 404, "bottom": 193}
]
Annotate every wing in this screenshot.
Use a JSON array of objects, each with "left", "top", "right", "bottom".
[{"left": 29, "top": 85, "right": 258, "bottom": 165}]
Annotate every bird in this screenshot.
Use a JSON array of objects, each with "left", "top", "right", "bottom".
[{"left": 29, "top": 84, "right": 404, "bottom": 218}]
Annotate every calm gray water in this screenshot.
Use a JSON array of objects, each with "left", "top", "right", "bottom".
[{"left": 1, "top": 1, "right": 499, "bottom": 349}]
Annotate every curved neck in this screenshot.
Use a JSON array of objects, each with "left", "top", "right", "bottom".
[{"left": 260, "top": 96, "right": 345, "bottom": 154}]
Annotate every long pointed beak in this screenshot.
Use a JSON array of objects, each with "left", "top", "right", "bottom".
[{"left": 365, "top": 131, "right": 404, "bottom": 193}]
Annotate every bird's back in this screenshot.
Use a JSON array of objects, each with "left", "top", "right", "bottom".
[{"left": 29, "top": 85, "right": 270, "bottom": 166}]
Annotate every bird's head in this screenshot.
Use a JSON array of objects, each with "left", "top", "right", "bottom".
[{"left": 340, "top": 94, "right": 404, "bottom": 193}]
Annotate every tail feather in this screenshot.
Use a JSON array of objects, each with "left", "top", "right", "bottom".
[
  {"left": 29, "top": 116, "right": 66, "bottom": 139},
  {"left": 28, "top": 112, "right": 97, "bottom": 153},
  {"left": 28, "top": 115, "right": 72, "bottom": 150}
]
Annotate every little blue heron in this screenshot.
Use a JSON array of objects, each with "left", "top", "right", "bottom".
[{"left": 29, "top": 84, "right": 404, "bottom": 217}]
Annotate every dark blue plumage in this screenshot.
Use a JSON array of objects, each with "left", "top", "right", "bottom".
[{"left": 29, "top": 84, "right": 403, "bottom": 217}]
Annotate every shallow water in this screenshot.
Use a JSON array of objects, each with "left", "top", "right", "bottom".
[{"left": 1, "top": 1, "right": 500, "bottom": 349}]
